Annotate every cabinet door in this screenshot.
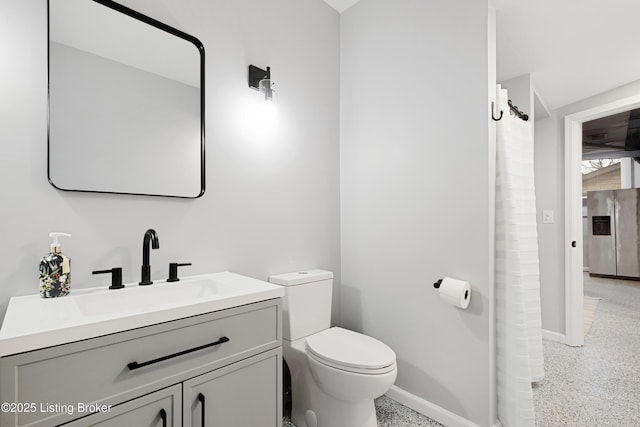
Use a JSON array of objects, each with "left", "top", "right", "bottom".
[
  {"left": 62, "top": 385, "right": 181, "bottom": 427},
  {"left": 183, "top": 348, "right": 282, "bottom": 427}
]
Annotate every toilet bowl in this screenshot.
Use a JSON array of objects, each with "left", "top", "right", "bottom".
[{"left": 269, "top": 270, "right": 397, "bottom": 427}]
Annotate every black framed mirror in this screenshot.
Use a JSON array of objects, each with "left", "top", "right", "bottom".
[{"left": 48, "top": 0, "right": 205, "bottom": 198}]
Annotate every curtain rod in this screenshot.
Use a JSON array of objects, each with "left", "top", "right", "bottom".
[
  {"left": 508, "top": 100, "right": 529, "bottom": 121},
  {"left": 491, "top": 100, "right": 529, "bottom": 122}
]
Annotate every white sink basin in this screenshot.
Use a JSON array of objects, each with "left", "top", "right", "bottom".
[
  {"left": 74, "top": 278, "right": 230, "bottom": 317},
  {"left": 0, "top": 272, "right": 284, "bottom": 357}
]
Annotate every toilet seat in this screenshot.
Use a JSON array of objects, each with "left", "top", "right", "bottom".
[{"left": 305, "top": 327, "right": 396, "bottom": 375}]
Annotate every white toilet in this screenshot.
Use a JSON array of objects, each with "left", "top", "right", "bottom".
[{"left": 269, "top": 270, "right": 397, "bottom": 427}]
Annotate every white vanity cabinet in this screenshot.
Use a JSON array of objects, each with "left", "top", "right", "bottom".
[{"left": 0, "top": 299, "right": 282, "bottom": 427}]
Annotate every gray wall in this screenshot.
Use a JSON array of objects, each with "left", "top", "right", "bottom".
[
  {"left": 533, "top": 115, "right": 564, "bottom": 332},
  {"left": 340, "top": 0, "right": 496, "bottom": 425},
  {"left": 534, "top": 78, "right": 640, "bottom": 334},
  {"left": 0, "top": 0, "right": 341, "bottom": 323}
]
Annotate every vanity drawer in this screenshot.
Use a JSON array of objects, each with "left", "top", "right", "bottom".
[{"left": 0, "top": 299, "right": 281, "bottom": 427}]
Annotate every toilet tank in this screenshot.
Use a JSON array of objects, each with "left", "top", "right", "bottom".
[{"left": 269, "top": 270, "right": 333, "bottom": 341}]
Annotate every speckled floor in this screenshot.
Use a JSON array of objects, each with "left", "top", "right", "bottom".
[
  {"left": 532, "top": 274, "right": 640, "bottom": 426},
  {"left": 283, "top": 395, "right": 442, "bottom": 427}
]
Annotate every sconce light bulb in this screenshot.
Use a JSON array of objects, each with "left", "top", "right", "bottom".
[{"left": 259, "top": 78, "right": 274, "bottom": 102}]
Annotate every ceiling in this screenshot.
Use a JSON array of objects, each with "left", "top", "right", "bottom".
[
  {"left": 495, "top": 0, "right": 640, "bottom": 111},
  {"left": 583, "top": 109, "right": 640, "bottom": 160},
  {"left": 324, "top": 0, "right": 640, "bottom": 112}
]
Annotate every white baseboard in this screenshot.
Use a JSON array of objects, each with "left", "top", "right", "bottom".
[
  {"left": 385, "top": 385, "right": 501, "bottom": 427},
  {"left": 542, "top": 329, "right": 566, "bottom": 344}
]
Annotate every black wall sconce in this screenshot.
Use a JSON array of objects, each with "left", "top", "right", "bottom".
[{"left": 248, "top": 64, "right": 274, "bottom": 101}]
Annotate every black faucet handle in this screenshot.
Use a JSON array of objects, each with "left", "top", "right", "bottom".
[
  {"left": 93, "top": 267, "right": 124, "bottom": 290},
  {"left": 167, "top": 263, "right": 192, "bottom": 282}
]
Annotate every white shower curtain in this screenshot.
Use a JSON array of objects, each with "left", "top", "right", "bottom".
[{"left": 495, "top": 85, "right": 544, "bottom": 427}]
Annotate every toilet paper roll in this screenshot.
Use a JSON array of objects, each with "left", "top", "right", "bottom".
[{"left": 438, "top": 277, "right": 471, "bottom": 309}]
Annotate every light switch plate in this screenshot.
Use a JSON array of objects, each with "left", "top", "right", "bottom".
[{"left": 542, "top": 210, "right": 554, "bottom": 224}]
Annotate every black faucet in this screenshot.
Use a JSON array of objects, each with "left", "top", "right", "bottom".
[{"left": 139, "top": 229, "right": 160, "bottom": 285}]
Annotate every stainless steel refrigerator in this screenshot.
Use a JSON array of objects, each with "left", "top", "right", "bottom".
[{"left": 588, "top": 188, "right": 640, "bottom": 278}]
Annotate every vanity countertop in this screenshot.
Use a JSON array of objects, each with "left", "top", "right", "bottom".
[{"left": 0, "top": 272, "right": 284, "bottom": 357}]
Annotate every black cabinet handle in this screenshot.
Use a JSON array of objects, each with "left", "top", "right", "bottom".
[
  {"left": 571, "top": 240, "right": 577, "bottom": 247},
  {"left": 198, "top": 393, "right": 206, "bottom": 427},
  {"left": 127, "top": 336, "right": 230, "bottom": 370},
  {"left": 159, "top": 408, "right": 167, "bottom": 427}
]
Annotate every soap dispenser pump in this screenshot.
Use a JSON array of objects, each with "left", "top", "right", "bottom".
[{"left": 39, "top": 232, "right": 72, "bottom": 298}]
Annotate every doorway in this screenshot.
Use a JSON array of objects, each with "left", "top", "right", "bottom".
[{"left": 564, "top": 93, "right": 640, "bottom": 346}]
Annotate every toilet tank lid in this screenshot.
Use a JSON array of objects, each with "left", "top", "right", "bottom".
[{"left": 268, "top": 269, "right": 333, "bottom": 286}]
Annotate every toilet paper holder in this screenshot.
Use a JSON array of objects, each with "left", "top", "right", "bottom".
[{"left": 433, "top": 277, "right": 471, "bottom": 309}]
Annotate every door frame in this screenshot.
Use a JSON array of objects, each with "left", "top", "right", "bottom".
[{"left": 564, "top": 93, "right": 640, "bottom": 346}]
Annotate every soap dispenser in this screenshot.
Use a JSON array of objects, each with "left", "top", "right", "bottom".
[{"left": 39, "top": 232, "right": 72, "bottom": 298}]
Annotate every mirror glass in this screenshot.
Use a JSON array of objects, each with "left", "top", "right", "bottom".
[{"left": 48, "top": 0, "right": 205, "bottom": 198}]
